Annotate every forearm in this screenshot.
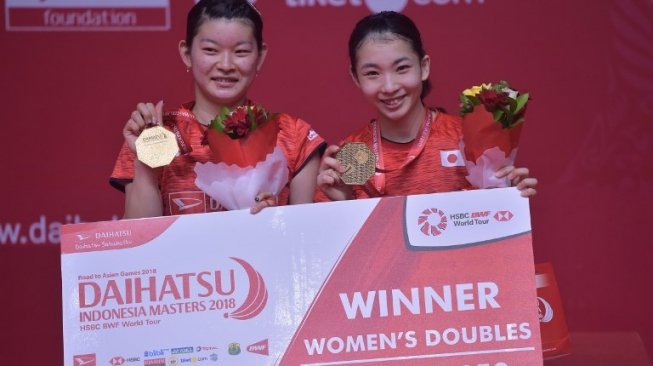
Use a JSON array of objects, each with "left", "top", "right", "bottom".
[
  {"left": 289, "top": 155, "right": 320, "bottom": 205},
  {"left": 322, "top": 186, "right": 354, "bottom": 201},
  {"left": 123, "top": 161, "right": 163, "bottom": 218}
]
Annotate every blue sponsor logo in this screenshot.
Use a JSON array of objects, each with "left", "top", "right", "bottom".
[
  {"left": 143, "top": 350, "right": 165, "bottom": 358},
  {"left": 171, "top": 347, "right": 194, "bottom": 355}
]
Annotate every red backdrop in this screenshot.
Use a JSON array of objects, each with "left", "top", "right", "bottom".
[{"left": 1, "top": 0, "right": 652, "bottom": 364}]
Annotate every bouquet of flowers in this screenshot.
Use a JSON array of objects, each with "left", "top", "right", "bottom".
[
  {"left": 458, "top": 81, "right": 530, "bottom": 188},
  {"left": 194, "top": 104, "right": 288, "bottom": 210}
]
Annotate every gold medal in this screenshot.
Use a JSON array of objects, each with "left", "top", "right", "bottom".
[
  {"left": 135, "top": 125, "right": 179, "bottom": 168},
  {"left": 335, "top": 142, "right": 376, "bottom": 185}
]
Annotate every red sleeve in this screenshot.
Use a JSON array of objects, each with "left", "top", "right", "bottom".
[
  {"left": 276, "top": 114, "right": 326, "bottom": 177},
  {"left": 109, "top": 142, "right": 136, "bottom": 192}
]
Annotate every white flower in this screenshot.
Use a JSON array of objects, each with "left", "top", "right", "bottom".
[{"left": 505, "top": 88, "right": 518, "bottom": 99}]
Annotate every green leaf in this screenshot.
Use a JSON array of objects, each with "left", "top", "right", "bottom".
[
  {"left": 209, "top": 106, "right": 231, "bottom": 132},
  {"left": 249, "top": 106, "right": 259, "bottom": 130},
  {"left": 507, "top": 98, "right": 517, "bottom": 113},
  {"left": 493, "top": 109, "right": 505, "bottom": 123},
  {"left": 514, "top": 93, "right": 529, "bottom": 114}
]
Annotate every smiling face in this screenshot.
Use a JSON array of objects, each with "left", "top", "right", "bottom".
[
  {"left": 180, "top": 18, "right": 267, "bottom": 111},
  {"left": 352, "top": 34, "right": 430, "bottom": 127}
]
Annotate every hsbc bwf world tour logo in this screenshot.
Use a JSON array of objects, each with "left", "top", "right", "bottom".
[{"left": 418, "top": 209, "right": 515, "bottom": 237}]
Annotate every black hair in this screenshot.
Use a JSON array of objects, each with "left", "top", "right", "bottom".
[
  {"left": 348, "top": 11, "right": 432, "bottom": 99},
  {"left": 185, "top": 0, "right": 263, "bottom": 51}
]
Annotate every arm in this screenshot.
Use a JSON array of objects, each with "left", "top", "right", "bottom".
[
  {"left": 122, "top": 101, "right": 166, "bottom": 218},
  {"left": 289, "top": 152, "right": 321, "bottom": 204},
  {"left": 124, "top": 161, "right": 164, "bottom": 218},
  {"left": 316, "top": 145, "right": 354, "bottom": 201}
]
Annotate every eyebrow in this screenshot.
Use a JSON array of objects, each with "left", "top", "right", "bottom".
[
  {"left": 198, "top": 38, "right": 254, "bottom": 47},
  {"left": 359, "top": 56, "right": 412, "bottom": 70}
]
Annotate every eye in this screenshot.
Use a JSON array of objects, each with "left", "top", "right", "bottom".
[
  {"left": 235, "top": 48, "right": 253, "bottom": 56},
  {"left": 397, "top": 64, "right": 411, "bottom": 73},
  {"left": 362, "top": 70, "right": 379, "bottom": 78},
  {"left": 202, "top": 47, "right": 218, "bottom": 54}
]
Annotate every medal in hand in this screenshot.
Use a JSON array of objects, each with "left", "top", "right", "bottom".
[
  {"left": 335, "top": 143, "right": 376, "bottom": 185},
  {"left": 135, "top": 125, "right": 179, "bottom": 168}
]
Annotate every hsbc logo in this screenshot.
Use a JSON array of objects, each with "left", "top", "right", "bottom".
[
  {"left": 286, "top": 0, "right": 484, "bottom": 13},
  {"left": 493, "top": 210, "right": 514, "bottom": 222},
  {"left": 108, "top": 356, "right": 140, "bottom": 365},
  {"left": 108, "top": 356, "right": 124, "bottom": 366}
]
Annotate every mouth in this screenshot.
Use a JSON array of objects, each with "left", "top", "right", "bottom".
[
  {"left": 211, "top": 76, "right": 239, "bottom": 87},
  {"left": 380, "top": 95, "right": 406, "bottom": 109}
]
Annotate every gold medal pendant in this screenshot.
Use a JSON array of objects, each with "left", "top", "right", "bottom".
[
  {"left": 336, "top": 142, "right": 376, "bottom": 185},
  {"left": 135, "top": 125, "right": 179, "bottom": 168}
]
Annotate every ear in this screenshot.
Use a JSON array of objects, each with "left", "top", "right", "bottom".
[
  {"left": 349, "top": 66, "right": 361, "bottom": 89},
  {"left": 256, "top": 43, "right": 268, "bottom": 72},
  {"left": 420, "top": 54, "right": 431, "bottom": 81},
  {"left": 179, "top": 40, "right": 192, "bottom": 69}
]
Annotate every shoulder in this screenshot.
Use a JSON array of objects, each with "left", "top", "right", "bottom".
[
  {"left": 274, "top": 112, "right": 310, "bottom": 129},
  {"left": 434, "top": 110, "right": 462, "bottom": 126},
  {"left": 431, "top": 110, "right": 463, "bottom": 137},
  {"left": 271, "top": 112, "right": 326, "bottom": 171},
  {"left": 274, "top": 112, "right": 322, "bottom": 142},
  {"left": 342, "top": 122, "right": 373, "bottom": 144}
]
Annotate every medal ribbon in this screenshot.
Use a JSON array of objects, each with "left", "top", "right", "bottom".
[
  {"left": 370, "top": 108, "right": 435, "bottom": 195},
  {"left": 163, "top": 110, "right": 199, "bottom": 155}
]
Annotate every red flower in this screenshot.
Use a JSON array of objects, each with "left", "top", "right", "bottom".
[
  {"left": 223, "top": 119, "right": 250, "bottom": 138},
  {"left": 209, "top": 104, "right": 273, "bottom": 140},
  {"left": 478, "top": 89, "right": 509, "bottom": 111},
  {"left": 222, "top": 108, "right": 251, "bottom": 138}
]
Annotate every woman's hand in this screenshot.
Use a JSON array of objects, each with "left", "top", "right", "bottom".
[
  {"left": 317, "top": 145, "right": 354, "bottom": 201},
  {"left": 122, "top": 100, "right": 165, "bottom": 219},
  {"left": 123, "top": 100, "right": 164, "bottom": 152},
  {"left": 250, "top": 192, "right": 278, "bottom": 214},
  {"left": 495, "top": 166, "right": 538, "bottom": 197}
]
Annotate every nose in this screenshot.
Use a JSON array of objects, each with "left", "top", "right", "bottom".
[
  {"left": 216, "top": 52, "right": 235, "bottom": 72},
  {"left": 380, "top": 74, "right": 399, "bottom": 94}
]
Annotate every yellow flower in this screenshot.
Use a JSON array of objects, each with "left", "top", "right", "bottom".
[
  {"left": 462, "top": 83, "right": 493, "bottom": 97},
  {"left": 462, "top": 85, "right": 482, "bottom": 97}
]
